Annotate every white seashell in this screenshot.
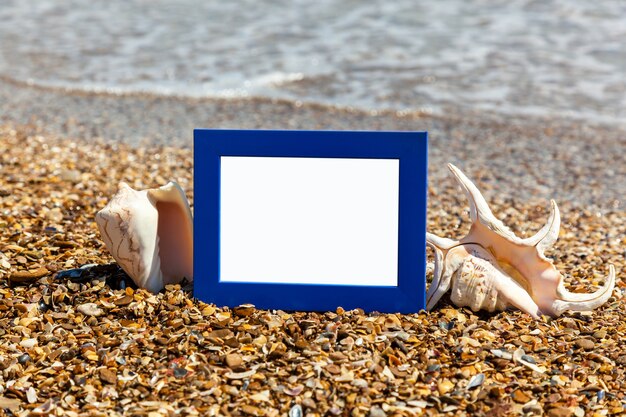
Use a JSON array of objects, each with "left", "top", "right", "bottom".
[
  {"left": 445, "top": 244, "right": 533, "bottom": 314},
  {"left": 77, "top": 302, "right": 104, "bottom": 317},
  {"left": 20, "top": 338, "right": 38, "bottom": 349},
  {"left": 427, "top": 164, "right": 616, "bottom": 318},
  {"left": 96, "top": 181, "right": 193, "bottom": 293}
]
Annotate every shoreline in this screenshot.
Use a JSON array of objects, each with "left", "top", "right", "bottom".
[
  {"left": 2, "top": 74, "right": 625, "bottom": 140},
  {"left": 0, "top": 78, "right": 624, "bottom": 210},
  {"left": 4, "top": 74, "right": 625, "bottom": 131}
]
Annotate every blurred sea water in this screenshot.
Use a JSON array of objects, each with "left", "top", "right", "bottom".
[{"left": 0, "top": 0, "right": 624, "bottom": 125}]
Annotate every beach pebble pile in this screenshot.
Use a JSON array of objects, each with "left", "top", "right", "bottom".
[{"left": 0, "top": 123, "right": 624, "bottom": 416}]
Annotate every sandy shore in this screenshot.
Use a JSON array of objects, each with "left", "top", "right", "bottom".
[
  {"left": 1, "top": 76, "right": 624, "bottom": 209},
  {"left": 0, "top": 80, "right": 624, "bottom": 416}
]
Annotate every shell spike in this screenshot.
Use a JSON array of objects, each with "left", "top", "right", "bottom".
[
  {"left": 554, "top": 264, "right": 615, "bottom": 303},
  {"left": 521, "top": 199, "right": 560, "bottom": 257},
  {"left": 426, "top": 241, "right": 445, "bottom": 309},
  {"left": 551, "top": 265, "right": 615, "bottom": 316},
  {"left": 426, "top": 232, "right": 457, "bottom": 250},
  {"left": 447, "top": 163, "right": 491, "bottom": 223},
  {"left": 447, "top": 164, "right": 520, "bottom": 242},
  {"left": 426, "top": 232, "right": 459, "bottom": 309},
  {"left": 425, "top": 265, "right": 454, "bottom": 311}
]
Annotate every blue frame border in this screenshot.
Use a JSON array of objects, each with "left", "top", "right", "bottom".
[{"left": 194, "top": 129, "right": 427, "bottom": 313}]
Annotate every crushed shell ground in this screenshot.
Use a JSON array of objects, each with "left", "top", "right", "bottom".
[{"left": 0, "top": 123, "right": 624, "bottom": 417}]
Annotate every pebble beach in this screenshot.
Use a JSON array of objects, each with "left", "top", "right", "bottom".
[{"left": 0, "top": 77, "right": 625, "bottom": 416}]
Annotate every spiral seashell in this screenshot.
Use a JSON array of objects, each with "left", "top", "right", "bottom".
[{"left": 427, "top": 164, "right": 616, "bottom": 318}]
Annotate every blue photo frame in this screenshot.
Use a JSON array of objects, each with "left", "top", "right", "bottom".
[{"left": 194, "top": 129, "right": 427, "bottom": 313}]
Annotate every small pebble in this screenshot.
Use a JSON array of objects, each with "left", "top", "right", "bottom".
[
  {"left": 0, "top": 122, "right": 624, "bottom": 416},
  {"left": 288, "top": 405, "right": 303, "bottom": 417},
  {"left": 369, "top": 406, "right": 386, "bottom": 417},
  {"left": 10, "top": 266, "right": 49, "bottom": 283},
  {"left": 593, "top": 330, "right": 607, "bottom": 339},
  {"left": 233, "top": 304, "right": 256, "bottom": 317},
  {"left": 18, "top": 353, "right": 31, "bottom": 364},
  {"left": 512, "top": 390, "right": 532, "bottom": 403},
  {"left": 547, "top": 407, "right": 575, "bottom": 417},
  {"left": 20, "top": 338, "right": 37, "bottom": 349},
  {"left": 574, "top": 339, "right": 595, "bottom": 350},
  {"left": 37, "top": 300, "right": 50, "bottom": 312},
  {"left": 467, "top": 373, "right": 485, "bottom": 390},
  {"left": 225, "top": 353, "right": 243, "bottom": 369},
  {"left": 99, "top": 368, "right": 117, "bottom": 384},
  {"left": 77, "top": 303, "right": 104, "bottom": 317},
  {"left": 426, "top": 364, "right": 441, "bottom": 372},
  {"left": 491, "top": 349, "right": 513, "bottom": 360},
  {"left": 26, "top": 387, "right": 37, "bottom": 404}
]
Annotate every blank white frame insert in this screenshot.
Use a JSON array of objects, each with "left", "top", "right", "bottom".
[{"left": 219, "top": 156, "right": 400, "bottom": 286}]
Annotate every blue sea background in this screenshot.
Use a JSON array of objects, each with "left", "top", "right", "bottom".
[{"left": 0, "top": 0, "right": 624, "bottom": 125}]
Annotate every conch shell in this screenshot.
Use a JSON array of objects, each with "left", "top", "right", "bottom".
[
  {"left": 427, "top": 164, "right": 615, "bottom": 318},
  {"left": 96, "top": 182, "right": 193, "bottom": 292}
]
